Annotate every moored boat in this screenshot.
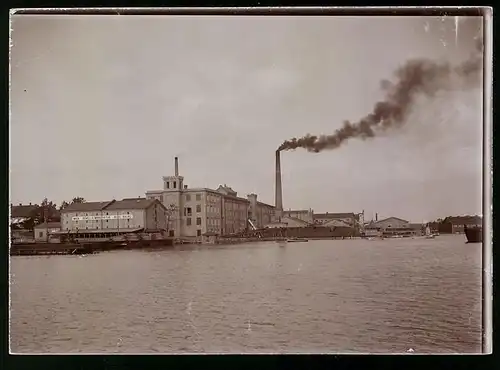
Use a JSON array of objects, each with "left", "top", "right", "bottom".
[{"left": 464, "top": 225, "right": 482, "bottom": 243}]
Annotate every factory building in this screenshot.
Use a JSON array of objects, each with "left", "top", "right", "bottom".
[
  {"left": 364, "top": 217, "right": 423, "bottom": 237},
  {"left": 283, "top": 209, "right": 314, "bottom": 224},
  {"left": 313, "top": 212, "right": 359, "bottom": 226},
  {"left": 145, "top": 157, "right": 276, "bottom": 239},
  {"left": 247, "top": 193, "right": 275, "bottom": 231},
  {"left": 57, "top": 198, "right": 167, "bottom": 242},
  {"left": 273, "top": 150, "right": 365, "bottom": 235}
]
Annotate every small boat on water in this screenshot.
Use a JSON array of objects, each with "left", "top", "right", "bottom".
[
  {"left": 424, "top": 225, "right": 436, "bottom": 239},
  {"left": 464, "top": 225, "right": 482, "bottom": 243},
  {"left": 286, "top": 237, "right": 308, "bottom": 243}
]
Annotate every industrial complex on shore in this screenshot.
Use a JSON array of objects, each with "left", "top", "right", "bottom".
[{"left": 11, "top": 155, "right": 482, "bottom": 246}]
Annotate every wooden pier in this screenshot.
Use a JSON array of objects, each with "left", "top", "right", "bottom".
[{"left": 10, "top": 238, "right": 174, "bottom": 256}]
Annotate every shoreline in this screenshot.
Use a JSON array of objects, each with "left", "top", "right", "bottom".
[{"left": 10, "top": 234, "right": 467, "bottom": 256}]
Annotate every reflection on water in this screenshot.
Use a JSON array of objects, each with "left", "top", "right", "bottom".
[{"left": 10, "top": 235, "right": 482, "bottom": 353}]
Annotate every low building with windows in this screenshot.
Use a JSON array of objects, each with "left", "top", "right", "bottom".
[
  {"left": 57, "top": 198, "right": 167, "bottom": 242},
  {"left": 145, "top": 157, "right": 276, "bottom": 239},
  {"left": 34, "top": 222, "right": 61, "bottom": 243}
]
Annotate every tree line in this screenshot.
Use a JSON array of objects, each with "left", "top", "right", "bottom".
[{"left": 11, "top": 197, "right": 86, "bottom": 231}]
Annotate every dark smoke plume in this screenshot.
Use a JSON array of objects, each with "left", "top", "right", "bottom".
[{"left": 278, "top": 39, "right": 484, "bottom": 153}]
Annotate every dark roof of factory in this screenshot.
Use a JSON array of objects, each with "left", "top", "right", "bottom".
[
  {"left": 443, "top": 215, "right": 482, "bottom": 225},
  {"left": 105, "top": 198, "right": 161, "bottom": 210},
  {"left": 11, "top": 204, "right": 38, "bottom": 218},
  {"left": 313, "top": 212, "right": 356, "bottom": 220},
  {"left": 61, "top": 201, "right": 113, "bottom": 212}
]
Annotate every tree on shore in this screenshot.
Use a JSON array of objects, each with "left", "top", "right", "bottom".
[
  {"left": 14, "top": 197, "right": 87, "bottom": 231},
  {"left": 19, "top": 198, "right": 58, "bottom": 230},
  {"left": 60, "top": 197, "right": 86, "bottom": 210}
]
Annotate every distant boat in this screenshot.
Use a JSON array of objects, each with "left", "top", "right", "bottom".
[
  {"left": 286, "top": 237, "right": 308, "bottom": 243},
  {"left": 464, "top": 225, "right": 482, "bottom": 243},
  {"left": 425, "top": 226, "right": 436, "bottom": 239}
]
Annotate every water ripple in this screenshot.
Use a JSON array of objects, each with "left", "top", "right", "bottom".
[{"left": 10, "top": 235, "right": 482, "bottom": 353}]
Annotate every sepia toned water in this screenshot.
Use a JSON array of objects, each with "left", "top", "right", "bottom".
[{"left": 9, "top": 234, "right": 482, "bottom": 354}]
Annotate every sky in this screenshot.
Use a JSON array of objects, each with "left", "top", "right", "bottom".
[{"left": 10, "top": 14, "right": 484, "bottom": 222}]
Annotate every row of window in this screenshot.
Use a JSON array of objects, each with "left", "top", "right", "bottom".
[
  {"left": 61, "top": 224, "right": 140, "bottom": 231},
  {"left": 66, "top": 218, "right": 136, "bottom": 223},
  {"left": 165, "top": 181, "right": 177, "bottom": 189},
  {"left": 65, "top": 211, "right": 133, "bottom": 217},
  {"left": 184, "top": 205, "right": 202, "bottom": 215},
  {"left": 185, "top": 194, "right": 203, "bottom": 201},
  {"left": 185, "top": 217, "right": 202, "bottom": 226}
]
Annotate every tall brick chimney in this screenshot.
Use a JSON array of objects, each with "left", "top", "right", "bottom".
[
  {"left": 275, "top": 150, "right": 283, "bottom": 219},
  {"left": 174, "top": 156, "right": 179, "bottom": 176}
]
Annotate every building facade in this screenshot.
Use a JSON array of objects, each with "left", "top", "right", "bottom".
[
  {"left": 58, "top": 198, "right": 167, "bottom": 242},
  {"left": 34, "top": 222, "right": 61, "bottom": 243},
  {"left": 145, "top": 158, "right": 276, "bottom": 238}
]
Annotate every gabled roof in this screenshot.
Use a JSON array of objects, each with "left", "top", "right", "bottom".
[
  {"left": 313, "top": 212, "right": 355, "bottom": 220},
  {"left": 11, "top": 205, "right": 38, "bottom": 218},
  {"left": 105, "top": 198, "right": 160, "bottom": 210},
  {"left": 61, "top": 201, "right": 114, "bottom": 212},
  {"left": 374, "top": 217, "right": 409, "bottom": 224},
  {"left": 323, "top": 219, "right": 351, "bottom": 227}
]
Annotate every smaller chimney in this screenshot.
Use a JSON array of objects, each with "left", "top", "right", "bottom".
[
  {"left": 375, "top": 213, "right": 378, "bottom": 221},
  {"left": 184, "top": 185, "right": 187, "bottom": 189},
  {"left": 174, "top": 157, "right": 179, "bottom": 176}
]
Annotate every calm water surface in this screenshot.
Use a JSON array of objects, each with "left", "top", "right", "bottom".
[{"left": 10, "top": 235, "right": 482, "bottom": 353}]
